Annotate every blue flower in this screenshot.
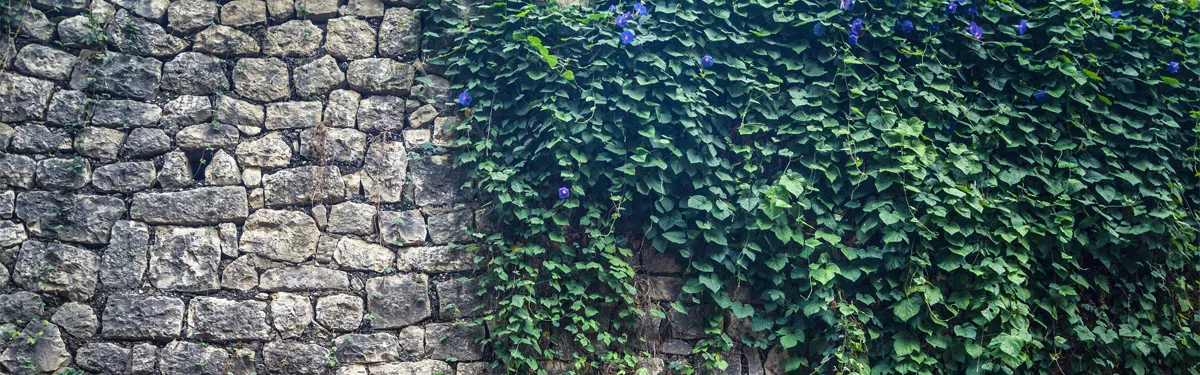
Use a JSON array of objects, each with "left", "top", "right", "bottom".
[
  {"left": 620, "top": 29, "right": 635, "bottom": 44},
  {"left": 946, "top": 1, "right": 957, "bottom": 14},
  {"left": 968, "top": 21, "right": 983, "bottom": 40},
  {"left": 457, "top": 91, "right": 472, "bottom": 107},
  {"left": 963, "top": 4, "right": 977, "bottom": 16},
  {"left": 1033, "top": 89, "right": 1049, "bottom": 104},
  {"left": 900, "top": 20, "right": 914, "bottom": 34},
  {"left": 616, "top": 12, "right": 630, "bottom": 28},
  {"left": 608, "top": 5, "right": 616, "bottom": 13},
  {"left": 1168, "top": 61, "right": 1180, "bottom": 74},
  {"left": 849, "top": 33, "right": 859, "bottom": 46},
  {"left": 851, "top": 18, "right": 864, "bottom": 35},
  {"left": 813, "top": 23, "right": 826, "bottom": 36},
  {"left": 931, "top": 22, "right": 940, "bottom": 33},
  {"left": 1017, "top": 19, "right": 1028, "bottom": 35},
  {"left": 558, "top": 187, "right": 570, "bottom": 200},
  {"left": 1111, "top": 10, "right": 1122, "bottom": 18},
  {"left": 633, "top": 2, "right": 647, "bottom": 17},
  {"left": 701, "top": 55, "right": 714, "bottom": 68},
  {"left": 840, "top": 0, "right": 854, "bottom": 11}
]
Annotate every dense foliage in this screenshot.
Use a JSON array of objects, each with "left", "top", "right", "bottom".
[{"left": 424, "top": 0, "right": 1200, "bottom": 373}]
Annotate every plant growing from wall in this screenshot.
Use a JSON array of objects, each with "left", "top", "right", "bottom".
[{"left": 425, "top": 0, "right": 1200, "bottom": 373}]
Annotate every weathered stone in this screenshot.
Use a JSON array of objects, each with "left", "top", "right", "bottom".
[
  {"left": 264, "top": 20, "right": 323, "bottom": 57},
  {"left": 325, "top": 89, "right": 360, "bottom": 128},
  {"left": 668, "top": 304, "right": 705, "bottom": 340},
  {"left": 234, "top": 57, "right": 291, "bottom": 102},
  {"left": 76, "top": 342, "right": 130, "bottom": 374},
  {"left": 6, "top": 4, "right": 53, "bottom": 42},
  {"left": 176, "top": 123, "right": 241, "bottom": 149},
  {"left": 186, "top": 297, "right": 271, "bottom": 341},
  {"left": 263, "top": 342, "right": 329, "bottom": 375},
  {"left": 44, "top": 90, "right": 90, "bottom": 126},
  {"left": 260, "top": 265, "right": 350, "bottom": 291},
  {"left": 15, "top": 192, "right": 125, "bottom": 244},
  {"left": 408, "top": 104, "right": 438, "bottom": 129},
  {"left": 49, "top": 302, "right": 97, "bottom": 339},
  {"left": 0, "top": 73, "right": 56, "bottom": 122},
  {"left": 340, "top": 0, "right": 382, "bottom": 17},
  {"left": 0, "top": 221, "right": 26, "bottom": 248},
  {"left": 327, "top": 201, "right": 377, "bottom": 236},
  {"left": 102, "top": 294, "right": 185, "bottom": 339},
  {"left": 660, "top": 339, "right": 692, "bottom": 356},
  {"left": 327, "top": 17, "right": 377, "bottom": 60},
  {"left": 10, "top": 124, "right": 69, "bottom": 154},
  {"left": 32, "top": 0, "right": 89, "bottom": 13},
  {"left": 431, "top": 116, "right": 458, "bottom": 148},
  {"left": 131, "top": 187, "right": 249, "bottom": 224},
  {"left": 240, "top": 209, "right": 320, "bottom": 262},
  {"left": 414, "top": 75, "right": 453, "bottom": 111},
  {"left": 334, "top": 237, "right": 393, "bottom": 272},
  {"left": 411, "top": 155, "right": 469, "bottom": 207},
  {"left": 163, "top": 52, "right": 229, "bottom": 95},
  {"left": 370, "top": 360, "right": 453, "bottom": 375},
  {"left": 266, "top": 0, "right": 293, "bottom": 21},
  {"left": 403, "top": 129, "right": 432, "bottom": 149},
  {"left": 397, "top": 246, "right": 472, "bottom": 273},
  {"left": 347, "top": 59, "right": 414, "bottom": 96},
  {"left": 295, "top": 0, "right": 337, "bottom": 20},
  {"left": 295, "top": 55, "right": 345, "bottom": 99},
  {"left": 149, "top": 226, "right": 222, "bottom": 292},
  {"left": 119, "top": 0, "right": 170, "bottom": 19},
  {"left": 73, "top": 127, "right": 125, "bottom": 161},
  {"left": 193, "top": 25, "right": 260, "bottom": 56},
  {"left": 221, "top": 255, "right": 259, "bottom": 290},
  {"left": 361, "top": 141, "right": 408, "bottom": 202},
  {"left": 14, "top": 45, "right": 77, "bottom": 82},
  {"left": 220, "top": 0, "right": 267, "bottom": 26},
  {"left": 93, "top": 161, "right": 157, "bottom": 193},
  {"left": 212, "top": 97, "right": 262, "bottom": 139},
  {"left": 236, "top": 132, "right": 292, "bottom": 167},
  {"left": 204, "top": 149, "right": 241, "bottom": 185},
  {"left": 100, "top": 220, "right": 150, "bottom": 289},
  {"left": 427, "top": 323, "right": 484, "bottom": 361},
  {"left": 0, "top": 292, "right": 43, "bottom": 324},
  {"left": 56, "top": 15, "right": 99, "bottom": 48},
  {"left": 169, "top": 0, "right": 218, "bottom": 33},
  {"left": 643, "top": 276, "right": 684, "bottom": 301},
  {"left": 317, "top": 293, "right": 363, "bottom": 331},
  {"left": 158, "top": 341, "right": 229, "bottom": 375},
  {"left": 334, "top": 333, "right": 400, "bottom": 364},
  {"left": 366, "top": 274, "right": 430, "bottom": 329},
  {"left": 356, "top": 95, "right": 405, "bottom": 133},
  {"left": 436, "top": 277, "right": 485, "bottom": 320},
  {"left": 0, "top": 154, "right": 36, "bottom": 189},
  {"left": 161, "top": 95, "right": 212, "bottom": 129},
  {"left": 300, "top": 127, "right": 367, "bottom": 166},
  {"left": 70, "top": 51, "right": 162, "bottom": 99},
  {"left": 0, "top": 321, "right": 70, "bottom": 375},
  {"left": 106, "top": 10, "right": 190, "bottom": 57},
  {"left": 128, "top": 343, "right": 158, "bottom": 375},
  {"left": 263, "top": 166, "right": 346, "bottom": 207},
  {"left": 379, "top": 210, "right": 426, "bottom": 246},
  {"left": 91, "top": 99, "right": 162, "bottom": 128},
  {"left": 266, "top": 101, "right": 323, "bottom": 129},
  {"left": 426, "top": 209, "right": 472, "bottom": 244},
  {"left": 379, "top": 7, "right": 420, "bottom": 59},
  {"left": 156, "top": 151, "right": 193, "bottom": 188},
  {"left": 0, "top": 190, "right": 12, "bottom": 218},
  {"left": 270, "top": 292, "right": 313, "bottom": 338}
]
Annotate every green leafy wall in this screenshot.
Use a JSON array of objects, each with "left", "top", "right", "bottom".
[{"left": 427, "top": 0, "right": 1200, "bottom": 373}]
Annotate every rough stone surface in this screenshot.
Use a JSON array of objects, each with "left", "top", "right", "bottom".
[
  {"left": 216, "top": 96, "right": 265, "bottom": 130},
  {"left": 102, "top": 294, "right": 185, "bottom": 339},
  {"left": 45, "top": 90, "right": 90, "bottom": 126},
  {"left": 427, "top": 322, "right": 485, "bottom": 361},
  {"left": 397, "top": 246, "right": 472, "bottom": 273},
  {"left": 370, "top": 360, "right": 453, "bottom": 375},
  {"left": 271, "top": 292, "right": 313, "bottom": 338},
  {"left": 266, "top": 0, "right": 293, "bottom": 21},
  {"left": 149, "top": 226, "right": 222, "bottom": 292},
  {"left": 156, "top": 151, "right": 193, "bottom": 189},
  {"left": 92, "top": 99, "right": 163, "bottom": 127},
  {"left": 237, "top": 132, "right": 292, "bottom": 167},
  {"left": 341, "top": 0, "right": 383, "bottom": 17},
  {"left": 36, "top": 157, "right": 91, "bottom": 190},
  {"left": 161, "top": 95, "right": 212, "bottom": 129},
  {"left": 295, "top": 55, "right": 345, "bottom": 99},
  {"left": 264, "top": 342, "right": 329, "bottom": 375},
  {"left": 106, "top": 10, "right": 190, "bottom": 57},
  {"left": 15, "top": 192, "right": 125, "bottom": 244},
  {"left": 379, "top": 7, "right": 420, "bottom": 59},
  {"left": 15, "top": 44, "right": 77, "bottom": 81},
  {"left": 158, "top": 341, "right": 230, "bottom": 375},
  {"left": 13, "top": 240, "right": 99, "bottom": 301},
  {"left": 221, "top": 0, "right": 267, "bottom": 26},
  {"left": 119, "top": 0, "right": 170, "bottom": 19},
  {"left": 260, "top": 265, "right": 349, "bottom": 291},
  {"left": 366, "top": 274, "right": 430, "bottom": 329},
  {"left": 380, "top": 209, "right": 426, "bottom": 246},
  {"left": 334, "top": 333, "right": 401, "bottom": 364},
  {"left": 163, "top": 52, "right": 230, "bottom": 95},
  {"left": 328, "top": 201, "right": 377, "bottom": 236},
  {"left": 325, "top": 89, "right": 360, "bottom": 128},
  {"left": 357, "top": 95, "right": 406, "bottom": 133},
  {"left": 327, "top": 17, "right": 377, "bottom": 60},
  {"left": 76, "top": 342, "right": 131, "bottom": 374},
  {"left": 317, "top": 293, "right": 363, "bottom": 331},
  {"left": 0, "top": 291, "right": 43, "bottom": 324},
  {"left": 70, "top": 51, "right": 162, "bottom": 99},
  {"left": 0, "top": 321, "right": 71, "bottom": 374},
  {"left": 186, "top": 297, "right": 271, "bottom": 341},
  {"left": 263, "top": 166, "right": 345, "bottom": 207},
  {"left": 265, "top": 20, "right": 324, "bottom": 57},
  {"left": 194, "top": 25, "right": 261, "bottom": 56},
  {"left": 222, "top": 255, "right": 259, "bottom": 291},
  {"left": 362, "top": 141, "right": 408, "bottom": 203},
  {"left": 169, "top": 0, "right": 218, "bottom": 33},
  {"left": 335, "top": 237, "right": 393, "bottom": 272},
  {"left": 300, "top": 127, "right": 367, "bottom": 165},
  {"left": 426, "top": 209, "right": 472, "bottom": 244},
  {"left": 93, "top": 161, "right": 157, "bottom": 193},
  {"left": 50, "top": 302, "right": 98, "bottom": 339},
  {"left": 234, "top": 58, "right": 292, "bottom": 102},
  {"left": 347, "top": 58, "right": 414, "bottom": 96},
  {"left": 0, "top": 73, "right": 56, "bottom": 123},
  {"left": 295, "top": 0, "right": 338, "bottom": 20},
  {"left": 240, "top": 209, "right": 320, "bottom": 262},
  {"left": 75, "top": 127, "right": 126, "bottom": 162},
  {"left": 178, "top": 124, "right": 240, "bottom": 151},
  {"left": 411, "top": 155, "right": 469, "bottom": 207},
  {"left": 131, "top": 187, "right": 249, "bottom": 225},
  {"left": 436, "top": 277, "right": 485, "bottom": 320},
  {"left": 205, "top": 149, "right": 242, "bottom": 185},
  {"left": 266, "top": 101, "right": 323, "bottom": 129},
  {"left": 99, "top": 220, "right": 151, "bottom": 289},
  {"left": 12, "top": 124, "right": 71, "bottom": 154}
]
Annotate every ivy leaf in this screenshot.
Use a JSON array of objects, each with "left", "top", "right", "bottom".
[
  {"left": 894, "top": 297, "right": 922, "bottom": 322},
  {"left": 661, "top": 231, "right": 687, "bottom": 244}
]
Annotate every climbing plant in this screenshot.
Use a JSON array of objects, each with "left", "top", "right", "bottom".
[{"left": 424, "top": 0, "right": 1200, "bottom": 373}]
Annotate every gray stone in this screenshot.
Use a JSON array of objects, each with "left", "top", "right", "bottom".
[
  {"left": 149, "top": 226, "right": 222, "bottom": 292},
  {"left": 644, "top": 276, "right": 683, "bottom": 301},
  {"left": 316, "top": 294, "right": 362, "bottom": 331},
  {"left": 12, "top": 240, "right": 98, "bottom": 301},
  {"left": 0, "top": 154, "right": 36, "bottom": 189},
  {"left": 11, "top": 124, "right": 71, "bottom": 154},
  {"left": 426, "top": 323, "right": 484, "bottom": 361},
  {"left": 380, "top": 209, "right": 426, "bottom": 246},
  {"left": 234, "top": 57, "right": 291, "bottom": 102},
  {"left": 436, "top": 277, "right": 485, "bottom": 320},
  {"left": 668, "top": 304, "right": 704, "bottom": 339},
  {"left": 158, "top": 341, "right": 229, "bottom": 375},
  {"left": 106, "top": 10, "right": 190, "bottom": 57},
  {"left": 131, "top": 187, "right": 249, "bottom": 224},
  {"left": 325, "top": 89, "right": 361, "bottom": 128},
  {"left": 204, "top": 149, "right": 241, "bottom": 186},
  {"left": 32, "top": 0, "right": 89, "bottom": 13},
  {"left": 327, "top": 201, "right": 376, "bottom": 236},
  {"left": 340, "top": 0, "right": 382, "bottom": 17},
  {"left": 76, "top": 342, "right": 130, "bottom": 374},
  {"left": 379, "top": 7, "right": 421, "bottom": 59},
  {"left": 176, "top": 123, "right": 241, "bottom": 149},
  {"left": 397, "top": 246, "right": 472, "bottom": 273},
  {"left": 266, "top": 101, "right": 323, "bottom": 129},
  {"left": 0, "top": 221, "right": 23, "bottom": 247},
  {"left": 413, "top": 75, "right": 453, "bottom": 111},
  {"left": 357, "top": 95, "right": 406, "bottom": 133},
  {"left": 50, "top": 302, "right": 97, "bottom": 339},
  {"left": 129, "top": 343, "right": 158, "bottom": 375},
  {"left": 219, "top": 222, "right": 238, "bottom": 257},
  {"left": 119, "top": 0, "right": 170, "bottom": 19},
  {"left": 45, "top": 90, "right": 90, "bottom": 126},
  {"left": 99, "top": 220, "right": 151, "bottom": 289},
  {"left": 0, "top": 190, "right": 12, "bottom": 218},
  {"left": 0, "top": 321, "right": 70, "bottom": 375},
  {"left": 334, "top": 333, "right": 400, "bottom": 364},
  {"left": 6, "top": 4, "right": 53, "bottom": 42},
  {"left": 263, "top": 342, "right": 329, "bottom": 375},
  {"left": 295, "top": 0, "right": 337, "bottom": 20},
  {"left": 259, "top": 265, "right": 350, "bottom": 291},
  {"left": 295, "top": 55, "right": 345, "bottom": 99},
  {"left": 642, "top": 248, "right": 683, "bottom": 274},
  {"left": 168, "top": 0, "right": 218, "bottom": 33},
  {"left": 186, "top": 297, "right": 271, "bottom": 341},
  {"left": 263, "top": 166, "right": 346, "bottom": 207},
  {"left": 240, "top": 209, "right": 320, "bottom": 262},
  {"left": 266, "top": 0, "right": 293, "bottom": 21},
  {"left": 0, "top": 73, "right": 56, "bottom": 122},
  {"left": 221, "top": 0, "right": 267, "bottom": 26},
  {"left": 370, "top": 360, "right": 453, "bottom": 375},
  {"left": 14, "top": 192, "right": 125, "bottom": 244},
  {"left": 70, "top": 51, "right": 162, "bottom": 99},
  {"left": 56, "top": 15, "right": 101, "bottom": 48},
  {"left": 327, "top": 17, "right": 377, "bottom": 60},
  {"left": 661, "top": 339, "right": 692, "bottom": 355},
  {"left": 75, "top": 127, "right": 126, "bottom": 161},
  {"left": 92, "top": 99, "right": 162, "bottom": 127},
  {"left": 14, "top": 45, "right": 77, "bottom": 82},
  {"left": 0, "top": 292, "right": 43, "bottom": 324},
  {"left": 216, "top": 95, "right": 264, "bottom": 130},
  {"left": 92, "top": 161, "right": 156, "bottom": 193},
  {"left": 236, "top": 132, "right": 292, "bottom": 167},
  {"left": 221, "top": 255, "right": 258, "bottom": 290},
  {"left": 163, "top": 52, "right": 229, "bottom": 95},
  {"left": 348, "top": 59, "right": 414, "bottom": 96},
  {"left": 362, "top": 141, "right": 408, "bottom": 202},
  {"left": 156, "top": 151, "right": 193, "bottom": 188},
  {"left": 432, "top": 116, "right": 457, "bottom": 147},
  {"left": 411, "top": 155, "right": 468, "bottom": 207},
  {"left": 270, "top": 292, "right": 313, "bottom": 338},
  {"left": 335, "top": 237, "right": 393, "bottom": 272},
  {"left": 264, "top": 20, "right": 323, "bottom": 57},
  {"left": 161, "top": 95, "right": 212, "bottom": 129},
  {"left": 366, "top": 274, "right": 430, "bottom": 329},
  {"left": 300, "top": 127, "right": 367, "bottom": 165},
  {"left": 0, "top": 124, "right": 10, "bottom": 151},
  {"left": 426, "top": 209, "right": 472, "bottom": 244},
  {"left": 193, "top": 25, "right": 261, "bottom": 56},
  {"left": 457, "top": 362, "right": 492, "bottom": 375},
  {"left": 408, "top": 104, "right": 438, "bottom": 128}
]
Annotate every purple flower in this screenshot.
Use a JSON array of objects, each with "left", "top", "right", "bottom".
[
  {"left": 963, "top": 4, "right": 977, "bottom": 16},
  {"left": 616, "top": 12, "right": 630, "bottom": 28},
  {"left": 1111, "top": 10, "right": 1122, "bottom": 18},
  {"left": 633, "top": 2, "right": 647, "bottom": 17},
  {"left": 456, "top": 91, "right": 472, "bottom": 107},
  {"left": 608, "top": 5, "right": 616, "bottom": 13},
  {"left": 899, "top": 20, "right": 914, "bottom": 33},
  {"left": 968, "top": 22, "right": 983, "bottom": 40},
  {"left": 946, "top": 1, "right": 957, "bottom": 13},
  {"left": 620, "top": 29, "right": 635, "bottom": 44},
  {"left": 851, "top": 18, "right": 864, "bottom": 35},
  {"left": 558, "top": 187, "right": 570, "bottom": 199},
  {"left": 848, "top": 33, "right": 859, "bottom": 46},
  {"left": 1017, "top": 19, "right": 1028, "bottom": 35},
  {"left": 839, "top": 0, "right": 854, "bottom": 11},
  {"left": 813, "top": 23, "right": 826, "bottom": 36},
  {"left": 1033, "top": 90, "right": 1049, "bottom": 104},
  {"left": 1168, "top": 61, "right": 1180, "bottom": 74},
  {"left": 700, "top": 55, "right": 714, "bottom": 68}
]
